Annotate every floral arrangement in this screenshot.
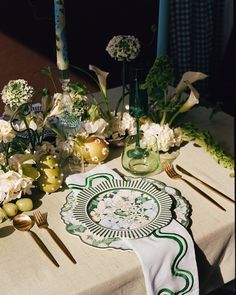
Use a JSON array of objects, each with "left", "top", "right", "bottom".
[
  {"left": 0, "top": 78, "right": 107, "bottom": 222},
  {"left": 0, "top": 34, "right": 234, "bottom": 223}
]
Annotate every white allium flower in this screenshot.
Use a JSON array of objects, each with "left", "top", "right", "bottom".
[
  {"left": 1, "top": 79, "right": 34, "bottom": 111},
  {"left": 0, "top": 170, "right": 33, "bottom": 205},
  {"left": 0, "top": 119, "right": 16, "bottom": 143},
  {"left": 106, "top": 35, "right": 141, "bottom": 61}
]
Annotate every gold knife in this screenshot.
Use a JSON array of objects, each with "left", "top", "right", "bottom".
[{"left": 176, "top": 165, "right": 234, "bottom": 203}]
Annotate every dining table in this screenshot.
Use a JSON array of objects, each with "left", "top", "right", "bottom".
[{"left": 0, "top": 86, "right": 234, "bottom": 295}]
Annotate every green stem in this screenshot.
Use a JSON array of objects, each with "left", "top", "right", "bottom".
[
  {"left": 160, "top": 111, "right": 167, "bottom": 126},
  {"left": 22, "top": 116, "right": 36, "bottom": 152},
  {"left": 168, "top": 111, "right": 179, "bottom": 127},
  {"left": 121, "top": 60, "right": 126, "bottom": 120},
  {"left": 115, "top": 91, "right": 129, "bottom": 116}
]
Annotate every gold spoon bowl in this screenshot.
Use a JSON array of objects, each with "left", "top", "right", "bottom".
[{"left": 13, "top": 213, "right": 34, "bottom": 231}]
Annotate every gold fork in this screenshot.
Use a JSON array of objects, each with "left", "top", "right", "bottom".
[
  {"left": 33, "top": 211, "right": 77, "bottom": 264},
  {"left": 163, "top": 162, "right": 226, "bottom": 211}
]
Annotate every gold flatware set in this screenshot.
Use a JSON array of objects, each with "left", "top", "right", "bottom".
[
  {"left": 175, "top": 165, "right": 234, "bottom": 204},
  {"left": 13, "top": 211, "right": 76, "bottom": 267},
  {"left": 163, "top": 162, "right": 234, "bottom": 211},
  {"left": 34, "top": 211, "right": 76, "bottom": 264}
]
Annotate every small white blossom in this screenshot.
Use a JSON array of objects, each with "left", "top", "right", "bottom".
[
  {"left": 106, "top": 35, "right": 141, "bottom": 61},
  {"left": 0, "top": 119, "right": 16, "bottom": 143},
  {"left": 1, "top": 79, "right": 34, "bottom": 111}
]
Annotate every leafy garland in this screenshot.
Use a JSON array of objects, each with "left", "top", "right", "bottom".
[{"left": 181, "top": 123, "right": 234, "bottom": 177}]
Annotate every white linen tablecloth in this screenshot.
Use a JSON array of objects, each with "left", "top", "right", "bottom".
[{"left": 0, "top": 87, "right": 234, "bottom": 295}]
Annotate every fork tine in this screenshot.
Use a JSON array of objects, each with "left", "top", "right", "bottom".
[
  {"left": 170, "top": 165, "right": 180, "bottom": 177},
  {"left": 167, "top": 170, "right": 175, "bottom": 178},
  {"left": 40, "top": 211, "right": 48, "bottom": 223},
  {"left": 40, "top": 211, "right": 49, "bottom": 225},
  {"left": 34, "top": 211, "right": 44, "bottom": 225},
  {"left": 33, "top": 211, "right": 40, "bottom": 224},
  {"left": 163, "top": 162, "right": 179, "bottom": 179}
]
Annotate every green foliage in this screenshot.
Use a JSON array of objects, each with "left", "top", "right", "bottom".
[
  {"left": 142, "top": 54, "right": 174, "bottom": 99},
  {"left": 181, "top": 123, "right": 234, "bottom": 176},
  {"left": 141, "top": 55, "right": 179, "bottom": 124},
  {"left": 67, "top": 82, "right": 88, "bottom": 96}
]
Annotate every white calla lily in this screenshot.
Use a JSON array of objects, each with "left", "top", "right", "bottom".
[
  {"left": 175, "top": 71, "right": 208, "bottom": 94},
  {"left": 169, "top": 82, "right": 199, "bottom": 126},
  {"left": 89, "top": 65, "right": 109, "bottom": 96},
  {"left": 178, "top": 82, "right": 199, "bottom": 113}
]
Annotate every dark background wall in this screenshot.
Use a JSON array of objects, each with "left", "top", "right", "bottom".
[
  {"left": 0, "top": 0, "right": 158, "bottom": 88},
  {"left": 0, "top": 0, "right": 235, "bottom": 116}
]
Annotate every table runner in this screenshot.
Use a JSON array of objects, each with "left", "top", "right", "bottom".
[{"left": 65, "top": 164, "right": 199, "bottom": 294}]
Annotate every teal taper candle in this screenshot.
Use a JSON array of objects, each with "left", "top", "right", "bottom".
[{"left": 157, "top": 0, "right": 169, "bottom": 57}]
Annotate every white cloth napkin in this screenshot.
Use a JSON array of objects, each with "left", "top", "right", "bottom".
[{"left": 65, "top": 164, "right": 199, "bottom": 295}]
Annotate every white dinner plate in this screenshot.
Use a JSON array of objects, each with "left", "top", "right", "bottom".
[{"left": 72, "top": 179, "right": 173, "bottom": 239}]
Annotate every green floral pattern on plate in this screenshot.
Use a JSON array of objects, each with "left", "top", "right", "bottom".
[{"left": 60, "top": 175, "right": 191, "bottom": 251}]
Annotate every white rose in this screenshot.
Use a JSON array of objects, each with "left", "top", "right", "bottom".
[
  {"left": 0, "top": 119, "right": 16, "bottom": 143},
  {"left": 0, "top": 170, "right": 33, "bottom": 205}
]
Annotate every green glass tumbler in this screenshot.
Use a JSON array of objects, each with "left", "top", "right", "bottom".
[{"left": 121, "top": 133, "right": 161, "bottom": 176}]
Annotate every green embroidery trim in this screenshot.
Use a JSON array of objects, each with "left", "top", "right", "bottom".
[
  {"left": 153, "top": 229, "right": 194, "bottom": 295},
  {"left": 68, "top": 173, "right": 115, "bottom": 190}
]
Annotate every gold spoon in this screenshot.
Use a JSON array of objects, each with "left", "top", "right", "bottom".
[{"left": 13, "top": 214, "right": 59, "bottom": 267}]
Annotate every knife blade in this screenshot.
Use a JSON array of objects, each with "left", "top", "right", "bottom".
[{"left": 176, "top": 165, "right": 234, "bottom": 203}]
